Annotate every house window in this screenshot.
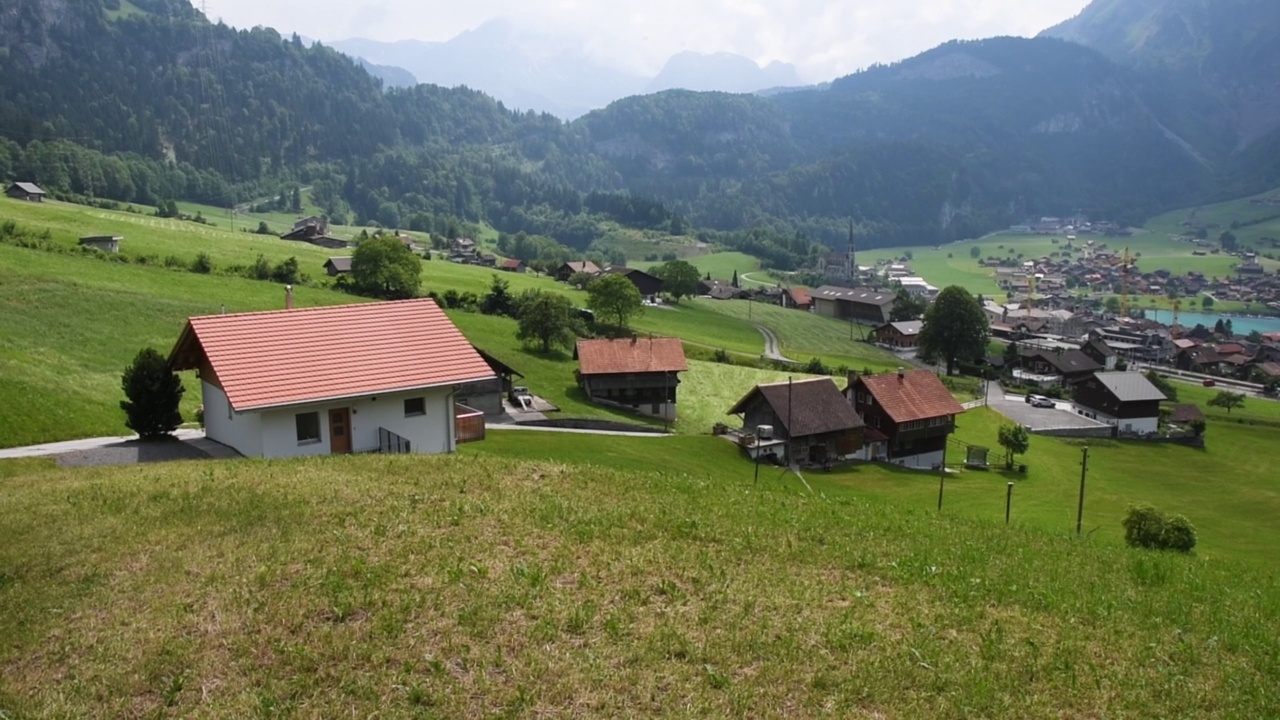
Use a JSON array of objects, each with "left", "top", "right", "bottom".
[
  {"left": 404, "top": 397, "right": 426, "bottom": 417},
  {"left": 295, "top": 412, "right": 321, "bottom": 444}
]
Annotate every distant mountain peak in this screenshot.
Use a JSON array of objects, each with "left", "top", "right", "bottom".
[{"left": 645, "top": 51, "right": 803, "bottom": 94}]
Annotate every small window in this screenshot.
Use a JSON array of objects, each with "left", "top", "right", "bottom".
[
  {"left": 404, "top": 397, "right": 426, "bottom": 417},
  {"left": 295, "top": 412, "right": 321, "bottom": 444}
]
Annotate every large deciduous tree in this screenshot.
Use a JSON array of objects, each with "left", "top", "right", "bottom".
[
  {"left": 516, "top": 291, "right": 578, "bottom": 353},
  {"left": 655, "top": 259, "right": 700, "bottom": 303},
  {"left": 120, "top": 347, "right": 184, "bottom": 439},
  {"left": 587, "top": 274, "right": 643, "bottom": 329},
  {"left": 1208, "top": 390, "right": 1246, "bottom": 415},
  {"left": 351, "top": 235, "right": 421, "bottom": 300},
  {"left": 918, "top": 285, "right": 989, "bottom": 375}
]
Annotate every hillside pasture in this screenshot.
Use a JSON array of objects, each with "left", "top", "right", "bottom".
[
  {"left": 2, "top": 451, "right": 1277, "bottom": 717},
  {"left": 633, "top": 251, "right": 761, "bottom": 282},
  {"left": 1146, "top": 185, "right": 1280, "bottom": 255}
]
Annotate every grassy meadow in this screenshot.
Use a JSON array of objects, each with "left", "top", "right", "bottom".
[
  {"left": 1146, "top": 185, "right": 1280, "bottom": 253},
  {"left": 2, "top": 452, "right": 1279, "bottom": 717}
]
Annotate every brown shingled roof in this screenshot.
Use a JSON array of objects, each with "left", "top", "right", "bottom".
[
  {"left": 727, "top": 377, "right": 864, "bottom": 438},
  {"left": 575, "top": 337, "right": 687, "bottom": 375},
  {"left": 855, "top": 369, "right": 965, "bottom": 424},
  {"left": 169, "top": 298, "right": 494, "bottom": 411}
]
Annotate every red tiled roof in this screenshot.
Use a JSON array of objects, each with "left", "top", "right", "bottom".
[
  {"left": 500, "top": 258, "right": 523, "bottom": 269},
  {"left": 855, "top": 369, "right": 966, "bottom": 424},
  {"left": 576, "top": 337, "right": 687, "bottom": 375},
  {"left": 787, "top": 287, "right": 812, "bottom": 305},
  {"left": 169, "top": 299, "right": 494, "bottom": 411}
]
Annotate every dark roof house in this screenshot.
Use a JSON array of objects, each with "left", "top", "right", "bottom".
[
  {"left": 1073, "top": 372, "right": 1167, "bottom": 435},
  {"left": 727, "top": 378, "right": 865, "bottom": 466},
  {"left": 6, "top": 182, "right": 45, "bottom": 201},
  {"left": 323, "top": 257, "right": 352, "bottom": 276}
]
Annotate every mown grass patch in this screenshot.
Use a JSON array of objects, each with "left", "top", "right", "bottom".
[{"left": 0, "top": 454, "right": 1277, "bottom": 717}]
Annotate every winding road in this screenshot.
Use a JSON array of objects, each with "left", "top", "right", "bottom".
[{"left": 756, "top": 325, "right": 796, "bottom": 363}]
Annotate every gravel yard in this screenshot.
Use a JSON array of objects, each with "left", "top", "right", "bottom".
[{"left": 55, "top": 438, "right": 211, "bottom": 468}]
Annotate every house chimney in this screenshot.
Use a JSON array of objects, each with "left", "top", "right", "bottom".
[
  {"left": 897, "top": 366, "right": 905, "bottom": 381},
  {"left": 285, "top": 285, "right": 294, "bottom": 310}
]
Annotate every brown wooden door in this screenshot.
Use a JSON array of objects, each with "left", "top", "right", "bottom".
[{"left": 329, "top": 408, "right": 351, "bottom": 454}]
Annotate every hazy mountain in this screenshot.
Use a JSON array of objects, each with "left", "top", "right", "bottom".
[
  {"left": 354, "top": 58, "right": 416, "bottom": 89},
  {"left": 334, "top": 23, "right": 812, "bottom": 118},
  {"left": 1042, "top": 0, "right": 1280, "bottom": 150},
  {"left": 332, "top": 20, "right": 646, "bottom": 118},
  {"left": 645, "top": 52, "right": 803, "bottom": 94}
]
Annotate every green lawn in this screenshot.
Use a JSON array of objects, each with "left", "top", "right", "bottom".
[
  {"left": 633, "top": 251, "right": 761, "bottom": 282},
  {"left": 694, "top": 299, "right": 905, "bottom": 372},
  {"left": 3, "top": 451, "right": 1278, "bottom": 717},
  {"left": 1146, "top": 185, "right": 1280, "bottom": 255}
]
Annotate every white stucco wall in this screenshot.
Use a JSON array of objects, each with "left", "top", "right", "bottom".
[
  {"left": 890, "top": 449, "right": 945, "bottom": 470},
  {"left": 202, "top": 381, "right": 263, "bottom": 457},
  {"left": 1086, "top": 410, "right": 1158, "bottom": 435},
  {"left": 204, "top": 385, "right": 457, "bottom": 459}
]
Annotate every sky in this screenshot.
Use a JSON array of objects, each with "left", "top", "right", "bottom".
[{"left": 204, "top": 0, "right": 1093, "bottom": 82}]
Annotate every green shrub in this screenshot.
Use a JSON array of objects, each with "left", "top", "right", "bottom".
[
  {"left": 1123, "top": 505, "right": 1196, "bottom": 553},
  {"left": 190, "top": 253, "right": 213, "bottom": 274},
  {"left": 119, "top": 347, "right": 185, "bottom": 439}
]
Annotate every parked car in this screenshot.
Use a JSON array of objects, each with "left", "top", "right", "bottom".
[
  {"left": 1026, "top": 394, "right": 1055, "bottom": 408},
  {"left": 508, "top": 385, "right": 532, "bottom": 404},
  {"left": 1202, "top": 379, "right": 1216, "bottom": 387}
]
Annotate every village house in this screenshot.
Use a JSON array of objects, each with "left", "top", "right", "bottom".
[
  {"left": 1014, "top": 347, "right": 1103, "bottom": 387},
  {"left": 1072, "top": 372, "right": 1167, "bottom": 435},
  {"left": 812, "top": 286, "right": 896, "bottom": 325},
  {"left": 281, "top": 217, "right": 348, "bottom": 249},
  {"left": 323, "top": 257, "right": 352, "bottom": 276},
  {"left": 499, "top": 258, "right": 526, "bottom": 273},
  {"left": 554, "top": 260, "right": 602, "bottom": 283},
  {"left": 1176, "top": 345, "right": 1222, "bottom": 373},
  {"left": 845, "top": 369, "right": 965, "bottom": 469},
  {"left": 575, "top": 337, "right": 687, "bottom": 420},
  {"left": 5, "top": 182, "right": 45, "bottom": 201},
  {"left": 78, "top": 235, "right": 121, "bottom": 253},
  {"left": 727, "top": 378, "right": 866, "bottom": 466},
  {"left": 167, "top": 297, "right": 496, "bottom": 458},
  {"left": 603, "top": 266, "right": 664, "bottom": 301},
  {"left": 872, "top": 320, "right": 923, "bottom": 349},
  {"left": 1080, "top": 335, "right": 1118, "bottom": 371},
  {"left": 781, "top": 287, "right": 813, "bottom": 311}
]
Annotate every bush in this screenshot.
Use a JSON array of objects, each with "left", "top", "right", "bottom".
[
  {"left": 1122, "top": 505, "right": 1196, "bottom": 553},
  {"left": 190, "top": 252, "right": 213, "bottom": 274}
]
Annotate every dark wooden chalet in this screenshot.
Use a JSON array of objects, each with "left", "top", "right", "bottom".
[
  {"left": 575, "top": 337, "right": 687, "bottom": 420},
  {"left": 846, "top": 369, "right": 965, "bottom": 468},
  {"left": 1072, "top": 371, "right": 1166, "bottom": 435},
  {"left": 1017, "top": 347, "right": 1103, "bottom": 386},
  {"left": 499, "top": 258, "right": 526, "bottom": 273},
  {"left": 781, "top": 287, "right": 813, "bottom": 311},
  {"left": 603, "top": 267, "right": 664, "bottom": 300},
  {"left": 727, "top": 377, "right": 865, "bottom": 466}
]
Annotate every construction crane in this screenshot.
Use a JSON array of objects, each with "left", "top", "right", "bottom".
[
  {"left": 1120, "top": 247, "right": 1133, "bottom": 319},
  {"left": 1171, "top": 297, "right": 1182, "bottom": 340}
]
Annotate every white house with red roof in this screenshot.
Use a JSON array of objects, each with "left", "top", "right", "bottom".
[{"left": 169, "top": 298, "right": 495, "bottom": 458}]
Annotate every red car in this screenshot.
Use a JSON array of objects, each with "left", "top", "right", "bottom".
[{"left": 1202, "top": 379, "right": 1216, "bottom": 387}]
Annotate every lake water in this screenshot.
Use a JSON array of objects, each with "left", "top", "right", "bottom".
[{"left": 1145, "top": 309, "right": 1280, "bottom": 336}]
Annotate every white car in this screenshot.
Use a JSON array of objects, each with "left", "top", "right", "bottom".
[{"left": 1026, "top": 394, "right": 1055, "bottom": 408}]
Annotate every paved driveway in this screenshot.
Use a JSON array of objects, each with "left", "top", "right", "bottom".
[{"left": 985, "top": 385, "right": 1110, "bottom": 432}]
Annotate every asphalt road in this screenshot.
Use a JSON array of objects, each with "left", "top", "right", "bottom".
[
  {"left": 985, "top": 385, "right": 1110, "bottom": 431},
  {"left": 756, "top": 325, "right": 796, "bottom": 363}
]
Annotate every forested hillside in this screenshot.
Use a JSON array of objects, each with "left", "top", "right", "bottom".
[{"left": 0, "top": 0, "right": 1275, "bottom": 262}]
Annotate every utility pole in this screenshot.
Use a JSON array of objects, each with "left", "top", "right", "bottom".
[
  {"left": 1076, "top": 445, "right": 1089, "bottom": 535},
  {"left": 937, "top": 444, "right": 947, "bottom": 511},
  {"left": 1006, "top": 481, "right": 1013, "bottom": 525}
]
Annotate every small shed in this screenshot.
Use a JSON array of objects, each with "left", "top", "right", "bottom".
[
  {"left": 6, "top": 182, "right": 46, "bottom": 202},
  {"left": 323, "top": 257, "right": 353, "bottom": 276},
  {"left": 79, "top": 235, "right": 122, "bottom": 253}
]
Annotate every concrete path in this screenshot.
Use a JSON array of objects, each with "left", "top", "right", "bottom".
[
  {"left": 487, "top": 425, "right": 671, "bottom": 438},
  {"left": 756, "top": 325, "right": 797, "bottom": 363},
  {"left": 0, "top": 428, "right": 240, "bottom": 460}
]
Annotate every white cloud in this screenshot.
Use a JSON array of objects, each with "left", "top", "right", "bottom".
[{"left": 205, "top": 0, "right": 1091, "bottom": 82}]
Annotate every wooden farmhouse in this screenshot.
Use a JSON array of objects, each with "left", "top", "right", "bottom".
[
  {"left": 872, "top": 321, "right": 922, "bottom": 349},
  {"left": 727, "top": 377, "right": 865, "bottom": 466},
  {"left": 603, "top": 267, "right": 664, "bottom": 301},
  {"left": 554, "top": 260, "right": 602, "bottom": 282},
  {"left": 1072, "top": 372, "right": 1167, "bottom": 436},
  {"left": 323, "top": 257, "right": 352, "bottom": 276},
  {"left": 168, "top": 298, "right": 495, "bottom": 458},
  {"left": 575, "top": 337, "right": 687, "bottom": 420},
  {"left": 846, "top": 369, "right": 965, "bottom": 469}
]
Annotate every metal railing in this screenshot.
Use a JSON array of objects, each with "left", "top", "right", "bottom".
[{"left": 378, "top": 427, "right": 411, "bottom": 454}]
